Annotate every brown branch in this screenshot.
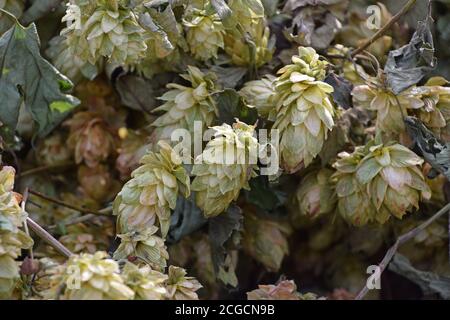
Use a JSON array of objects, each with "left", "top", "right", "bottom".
[
  {"left": 26, "top": 217, "right": 73, "bottom": 259},
  {"left": 48, "top": 206, "right": 113, "bottom": 230},
  {"left": 28, "top": 189, "right": 111, "bottom": 216},
  {"left": 355, "top": 201, "right": 450, "bottom": 300},
  {"left": 19, "top": 162, "right": 75, "bottom": 178},
  {"left": 351, "top": 0, "right": 418, "bottom": 57}
]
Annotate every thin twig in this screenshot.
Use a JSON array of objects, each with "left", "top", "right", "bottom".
[
  {"left": 19, "top": 162, "right": 75, "bottom": 178},
  {"left": 351, "top": 0, "right": 418, "bottom": 57},
  {"left": 48, "top": 206, "right": 113, "bottom": 230},
  {"left": 26, "top": 217, "right": 73, "bottom": 259},
  {"left": 355, "top": 202, "right": 450, "bottom": 300},
  {"left": 21, "top": 188, "right": 34, "bottom": 260},
  {"left": 28, "top": 189, "right": 111, "bottom": 216}
]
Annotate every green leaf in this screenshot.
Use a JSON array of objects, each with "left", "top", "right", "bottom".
[
  {"left": 19, "top": 0, "right": 63, "bottom": 26},
  {"left": 211, "top": 0, "right": 236, "bottom": 28},
  {"left": 210, "top": 66, "right": 247, "bottom": 89},
  {"left": 166, "top": 193, "right": 208, "bottom": 244},
  {"left": 0, "top": 18, "right": 79, "bottom": 140},
  {"left": 245, "top": 175, "right": 287, "bottom": 213},
  {"left": 389, "top": 254, "right": 450, "bottom": 299},
  {"left": 208, "top": 204, "right": 243, "bottom": 287},
  {"left": 115, "top": 74, "right": 157, "bottom": 113},
  {"left": 214, "top": 89, "right": 258, "bottom": 126}
]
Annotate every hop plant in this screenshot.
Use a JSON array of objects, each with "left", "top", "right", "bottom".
[
  {"left": 61, "top": 0, "right": 147, "bottom": 66},
  {"left": 0, "top": 0, "right": 24, "bottom": 35},
  {"left": 35, "top": 132, "right": 71, "bottom": 167},
  {"left": 183, "top": 6, "right": 225, "bottom": 61},
  {"left": 333, "top": 142, "right": 431, "bottom": 225},
  {"left": 113, "top": 141, "right": 190, "bottom": 237},
  {"left": 293, "top": 168, "right": 336, "bottom": 222},
  {"left": 247, "top": 280, "right": 321, "bottom": 300},
  {"left": 352, "top": 76, "right": 425, "bottom": 134},
  {"left": 270, "top": 46, "right": 335, "bottom": 172},
  {"left": 165, "top": 266, "right": 202, "bottom": 300},
  {"left": 240, "top": 75, "right": 276, "bottom": 118},
  {"left": 151, "top": 66, "right": 218, "bottom": 143},
  {"left": 191, "top": 121, "right": 259, "bottom": 217},
  {"left": 121, "top": 262, "right": 168, "bottom": 300},
  {"left": 0, "top": 166, "right": 33, "bottom": 298},
  {"left": 114, "top": 227, "right": 169, "bottom": 271},
  {"left": 51, "top": 251, "right": 134, "bottom": 300}
]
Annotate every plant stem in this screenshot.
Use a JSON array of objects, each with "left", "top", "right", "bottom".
[
  {"left": 351, "top": 0, "right": 418, "bottom": 57},
  {"left": 355, "top": 201, "right": 450, "bottom": 300},
  {"left": 28, "top": 189, "right": 111, "bottom": 216},
  {"left": 19, "top": 162, "right": 75, "bottom": 178},
  {"left": 26, "top": 217, "right": 73, "bottom": 259}
]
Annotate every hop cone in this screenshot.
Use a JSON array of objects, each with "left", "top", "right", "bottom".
[
  {"left": 293, "top": 168, "right": 336, "bottom": 222},
  {"left": 46, "top": 35, "right": 101, "bottom": 83},
  {"left": 61, "top": 0, "right": 147, "bottom": 65},
  {"left": 247, "top": 280, "right": 320, "bottom": 300},
  {"left": 333, "top": 142, "right": 431, "bottom": 225},
  {"left": 114, "top": 226, "right": 169, "bottom": 271},
  {"left": 113, "top": 142, "right": 190, "bottom": 237},
  {"left": 0, "top": 0, "right": 24, "bottom": 35},
  {"left": 53, "top": 251, "right": 134, "bottom": 300},
  {"left": 224, "top": 17, "right": 274, "bottom": 67},
  {"left": 240, "top": 75, "right": 276, "bottom": 118},
  {"left": 352, "top": 78, "right": 424, "bottom": 134},
  {"left": 271, "top": 46, "right": 335, "bottom": 172},
  {"left": 151, "top": 66, "right": 218, "bottom": 142},
  {"left": 191, "top": 121, "right": 259, "bottom": 217},
  {"left": 184, "top": 7, "right": 225, "bottom": 61},
  {"left": 0, "top": 166, "right": 33, "bottom": 298},
  {"left": 35, "top": 133, "right": 71, "bottom": 167},
  {"left": 165, "top": 266, "right": 202, "bottom": 300},
  {"left": 121, "top": 262, "right": 167, "bottom": 300},
  {"left": 332, "top": 147, "right": 379, "bottom": 225}
]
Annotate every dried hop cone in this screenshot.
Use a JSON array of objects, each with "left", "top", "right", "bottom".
[
  {"left": 53, "top": 251, "right": 134, "bottom": 300},
  {"left": 270, "top": 46, "right": 335, "bottom": 173},
  {"left": 114, "top": 226, "right": 169, "bottom": 271},
  {"left": 121, "top": 262, "right": 168, "bottom": 300},
  {"left": 165, "top": 266, "right": 202, "bottom": 300},
  {"left": 191, "top": 121, "right": 259, "bottom": 217},
  {"left": 0, "top": 166, "right": 33, "bottom": 298},
  {"left": 113, "top": 141, "right": 190, "bottom": 237},
  {"left": 247, "top": 280, "right": 320, "bottom": 300},
  {"left": 183, "top": 6, "right": 225, "bottom": 61},
  {"left": 293, "top": 168, "right": 336, "bottom": 222},
  {"left": 61, "top": 0, "right": 147, "bottom": 66},
  {"left": 151, "top": 66, "right": 218, "bottom": 142},
  {"left": 333, "top": 142, "right": 431, "bottom": 225}
]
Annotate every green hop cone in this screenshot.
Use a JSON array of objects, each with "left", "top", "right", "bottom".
[
  {"left": 121, "top": 262, "right": 168, "bottom": 300},
  {"left": 332, "top": 146, "right": 378, "bottom": 226},
  {"left": 113, "top": 141, "right": 190, "bottom": 237},
  {"left": 293, "top": 168, "right": 336, "bottom": 222},
  {"left": 240, "top": 75, "right": 276, "bottom": 118},
  {"left": 114, "top": 226, "right": 169, "bottom": 271},
  {"left": 183, "top": 6, "right": 225, "bottom": 61},
  {"left": 61, "top": 0, "right": 147, "bottom": 66},
  {"left": 165, "top": 266, "right": 202, "bottom": 300},
  {"left": 191, "top": 121, "right": 259, "bottom": 217},
  {"left": 53, "top": 251, "right": 135, "bottom": 300},
  {"left": 46, "top": 35, "right": 101, "bottom": 83},
  {"left": 271, "top": 46, "right": 335, "bottom": 173},
  {"left": 352, "top": 77, "right": 424, "bottom": 134},
  {"left": 151, "top": 66, "right": 218, "bottom": 143},
  {"left": 333, "top": 142, "right": 431, "bottom": 225},
  {"left": 0, "top": 166, "right": 33, "bottom": 298},
  {"left": 224, "top": 17, "right": 274, "bottom": 68},
  {"left": 0, "top": 0, "right": 24, "bottom": 35}
]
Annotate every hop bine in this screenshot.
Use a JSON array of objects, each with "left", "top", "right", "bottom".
[{"left": 191, "top": 120, "right": 259, "bottom": 217}]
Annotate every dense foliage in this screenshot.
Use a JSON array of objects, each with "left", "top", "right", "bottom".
[{"left": 1, "top": 0, "right": 450, "bottom": 300}]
